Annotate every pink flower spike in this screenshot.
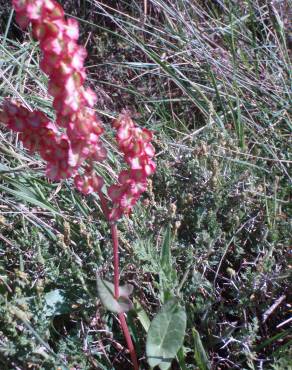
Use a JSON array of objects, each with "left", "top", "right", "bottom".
[
  {"left": 120, "top": 192, "right": 136, "bottom": 210},
  {"left": 2, "top": 1, "right": 156, "bottom": 225},
  {"left": 109, "top": 112, "right": 156, "bottom": 220},
  {"left": 117, "top": 125, "right": 131, "bottom": 141},
  {"left": 82, "top": 88, "right": 97, "bottom": 107},
  {"left": 43, "top": 1, "right": 64, "bottom": 20},
  {"left": 118, "top": 170, "right": 132, "bottom": 184},
  {"left": 26, "top": 2, "right": 43, "bottom": 20},
  {"left": 65, "top": 18, "right": 79, "bottom": 40},
  {"left": 74, "top": 174, "right": 92, "bottom": 194},
  {"left": 108, "top": 185, "right": 125, "bottom": 202},
  {"left": 74, "top": 171, "right": 104, "bottom": 195}
]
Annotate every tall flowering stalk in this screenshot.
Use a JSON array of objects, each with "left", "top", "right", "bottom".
[{"left": 0, "top": 1, "right": 156, "bottom": 369}]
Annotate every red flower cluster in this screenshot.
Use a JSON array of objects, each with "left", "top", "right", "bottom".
[
  {"left": 0, "top": 99, "right": 76, "bottom": 180},
  {"left": 74, "top": 166, "right": 104, "bottom": 195},
  {"left": 108, "top": 113, "right": 156, "bottom": 221},
  {"left": 0, "top": 0, "right": 156, "bottom": 221},
  {"left": 9, "top": 0, "right": 106, "bottom": 190}
]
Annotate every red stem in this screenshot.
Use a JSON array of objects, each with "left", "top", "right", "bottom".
[
  {"left": 111, "top": 223, "right": 120, "bottom": 299},
  {"left": 97, "top": 190, "right": 139, "bottom": 370},
  {"left": 119, "top": 312, "right": 139, "bottom": 370}
]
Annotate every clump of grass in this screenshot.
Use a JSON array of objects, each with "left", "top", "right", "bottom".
[{"left": 0, "top": 1, "right": 291, "bottom": 369}]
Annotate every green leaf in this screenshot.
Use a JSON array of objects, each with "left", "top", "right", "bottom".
[
  {"left": 176, "top": 347, "right": 188, "bottom": 370},
  {"left": 146, "top": 298, "right": 186, "bottom": 370},
  {"left": 192, "top": 328, "right": 211, "bottom": 370},
  {"left": 159, "top": 226, "right": 177, "bottom": 301},
  {"left": 160, "top": 225, "right": 172, "bottom": 276},
  {"left": 134, "top": 298, "right": 151, "bottom": 332},
  {"left": 43, "top": 289, "right": 72, "bottom": 317},
  {"left": 0, "top": 181, "right": 59, "bottom": 215},
  {"left": 96, "top": 278, "right": 133, "bottom": 313}
]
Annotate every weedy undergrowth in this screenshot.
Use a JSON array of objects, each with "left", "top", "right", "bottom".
[{"left": 0, "top": 0, "right": 291, "bottom": 369}]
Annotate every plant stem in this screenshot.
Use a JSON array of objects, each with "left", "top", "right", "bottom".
[
  {"left": 119, "top": 312, "right": 139, "bottom": 370},
  {"left": 98, "top": 190, "right": 139, "bottom": 370},
  {"left": 111, "top": 223, "right": 120, "bottom": 299}
]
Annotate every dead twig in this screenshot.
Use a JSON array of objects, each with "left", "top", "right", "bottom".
[{"left": 262, "top": 295, "right": 286, "bottom": 323}]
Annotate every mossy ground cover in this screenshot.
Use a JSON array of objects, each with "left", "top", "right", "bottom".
[{"left": 0, "top": 1, "right": 291, "bottom": 369}]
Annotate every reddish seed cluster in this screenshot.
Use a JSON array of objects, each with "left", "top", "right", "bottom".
[
  {"left": 10, "top": 0, "right": 106, "bottom": 187},
  {"left": 0, "top": 99, "right": 76, "bottom": 180},
  {"left": 0, "top": 0, "right": 156, "bottom": 221},
  {"left": 74, "top": 166, "right": 104, "bottom": 195},
  {"left": 108, "top": 113, "right": 156, "bottom": 221}
]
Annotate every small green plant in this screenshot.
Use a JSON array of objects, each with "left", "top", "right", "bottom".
[{"left": 146, "top": 226, "right": 187, "bottom": 370}]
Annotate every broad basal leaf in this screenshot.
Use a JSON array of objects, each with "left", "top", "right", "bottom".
[
  {"left": 146, "top": 298, "right": 186, "bottom": 370},
  {"left": 97, "top": 278, "right": 133, "bottom": 313}
]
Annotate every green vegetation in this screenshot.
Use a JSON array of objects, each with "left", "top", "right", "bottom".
[{"left": 0, "top": 1, "right": 291, "bottom": 369}]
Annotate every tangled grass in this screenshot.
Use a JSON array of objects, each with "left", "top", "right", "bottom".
[{"left": 0, "top": 1, "right": 291, "bottom": 369}]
